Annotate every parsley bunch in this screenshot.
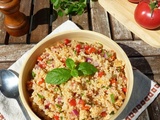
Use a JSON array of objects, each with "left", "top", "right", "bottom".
[{"left": 50, "top": 0, "right": 87, "bottom": 16}]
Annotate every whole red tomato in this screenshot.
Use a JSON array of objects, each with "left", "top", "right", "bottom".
[
  {"left": 128, "top": 0, "right": 142, "bottom": 3},
  {"left": 134, "top": 0, "right": 160, "bottom": 29}
]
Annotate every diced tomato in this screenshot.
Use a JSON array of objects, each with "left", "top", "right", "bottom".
[
  {"left": 38, "top": 63, "right": 46, "bottom": 69},
  {"left": 78, "top": 99, "right": 85, "bottom": 106},
  {"left": 69, "top": 98, "right": 76, "bottom": 106},
  {"left": 78, "top": 99, "right": 90, "bottom": 110},
  {"left": 110, "top": 78, "right": 117, "bottom": 85},
  {"left": 109, "top": 52, "right": 116, "bottom": 61},
  {"left": 84, "top": 45, "right": 90, "bottom": 50},
  {"left": 61, "top": 58, "right": 66, "bottom": 66},
  {"left": 98, "top": 71, "right": 105, "bottom": 77},
  {"left": 101, "top": 111, "right": 107, "bottom": 117},
  {"left": 89, "top": 47, "right": 96, "bottom": 53},
  {"left": 53, "top": 115, "right": 59, "bottom": 120},
  {"left": 37, "top": 56, "right": 43, "bottom": 61},
  {"left": 38, "top": 78, "right": 45, "bottom": 85},
  {"left": 76, "top": 44, "right": 81, "bottom": 53},
  {"left": 97, "top": 49, "right": 102, "bottom": 54},
  {"left": 82, "top": 105, "right": 90, "bottom": 110},
  {"left": 64, "top": 39, "right": 71, "bottom": 45},
  {"left": 61, "top": 58, "right": 66, "bottom": 63},
  {"left": 122, "top": 87, "right": 127, "bottom": 93},
  {"left": 86, "top": 47, "right": 97, "bottom": 54}
]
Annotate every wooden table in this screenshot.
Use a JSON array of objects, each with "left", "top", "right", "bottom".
[{"left": 0, "top": 0, "right": 159, "bottom": 119}]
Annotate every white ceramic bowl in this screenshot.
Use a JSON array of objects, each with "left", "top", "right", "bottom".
[{"left": 19, "top": 30, "right": 133, "bottom": 120}]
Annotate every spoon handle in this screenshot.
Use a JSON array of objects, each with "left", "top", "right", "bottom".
[{"left": 16, "top": 96, "right": 32, "bottom": 120}]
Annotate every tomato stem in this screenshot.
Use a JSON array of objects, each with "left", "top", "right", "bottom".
[{"left": 149, "top": 0, "right": 159, "bottom": 17}]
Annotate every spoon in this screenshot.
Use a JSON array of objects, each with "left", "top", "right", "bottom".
[{"left": 0, "top": 69, "right": 31, "bottom": 120}]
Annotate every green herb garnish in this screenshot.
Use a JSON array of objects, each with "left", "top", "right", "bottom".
[
  {"left": 45, "top": 58, "right": 98, "bottom": 85},
  {"left": 56, "top": 104, "right": 62, "bottom": 109},
  {"left": 32, "top": 71, "right": 36, "bottom": 78},
  {"left": 37, "top": 93, "right": 44, "bottom": 99},
  {"left": 110, "top": 94, "right": 115, "bottom": 103},
  {"left": 66, "top": 58, "right": 75, "bottom": 69},
  {"left": 45, "top": 68, "right": 72, "bottom": 85},
  {"left": 71, "top": 69, "right": 79, "bottom": 77},
  {"left": 78, "top": 62, "right": 98, "bottom": 75},
  {"left": 50, "top": 0, "right": 87, "bottom": 16}
]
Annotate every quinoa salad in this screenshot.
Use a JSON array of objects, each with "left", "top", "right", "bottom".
[{"left": 27, "top": 39, "right": 128, "bottom": 120}]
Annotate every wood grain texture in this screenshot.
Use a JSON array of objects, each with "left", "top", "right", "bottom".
[
  {"left": 0, "top": 44, "right": 34, "bottom": 61},
  {"left": 99, "top": 0, "right": 160, "bottom": 48},
  {"left": 118, "top": 41, "right": 160, "bottom": 56},
  {"left": 147, "top": 96, "right": 160, "bottom": 120},
  {"left": 52, "top": 16, "right": 69, "bottom": 31},
  {"left": 130, "top": 56, "right": 160, "bottom": 75},
  {"left": 91, "top": 0, "right": 111, "bottom": 38},
  {"left": 109, "top": 15, "right": 133, "bottom": 40},
  {"left": 0, "top": 62, "right": 14, "bottom": 69},
  {"left": 72, "top": 13, "right": 89, "bottom": 30},
  {"left": 30, "top": 0, "right": 50, "bottom": 43},
  {"left": 137, "top": 109, "right": 150, "bottom": 120},
  {"left": 0, "top": 12, "right": 6, "bottom": 44}
]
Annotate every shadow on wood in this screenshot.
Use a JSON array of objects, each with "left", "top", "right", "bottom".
[
  {"left": 31, "top": 8, "right": 58, "bottom": 31},
  {"left": 119, "top": 43, "right": 154, "bottom": 80}
]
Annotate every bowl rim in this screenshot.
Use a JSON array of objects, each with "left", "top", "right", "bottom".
[{"left": 19, "top": 30, "right": 134, "bottom": 120}]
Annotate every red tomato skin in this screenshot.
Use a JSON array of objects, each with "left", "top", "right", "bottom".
[
  {"left": 134, "top": 0, "right": 160, "bottom": 29},
  {"left": 69, "top": 98, "right": 76, "bottom": 106}
]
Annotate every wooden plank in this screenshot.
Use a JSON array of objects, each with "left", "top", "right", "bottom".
[
  {"left": 137, "top": 109, "right": 150, "bottom": 120},
  {"left": 0, "top": 62, "right": 14, "bottom": 69},
  {"left": 0, "top": 44, "right": 34, "bottom": 61},
  {"left": 90, "top": 0, "right": 111, "bottom": 38},
  {"left": 130, "top": 56, "right": 160, "bottom": 75},
  {"left": 52, "top": 16, "right": 69, "bottom": 31},
  {"left": 118, "top": 41, "right": 160, "bottom": 56},
  {"left": 109, "top": 15, "right": 133, "bottom": 40},
  {"left": 148, "top": 96, "right": 160, "bottom": 120},
  {"left": 151, "top": 75, "right": 160, "bottom": 84},
  {"left": 8, "top": 0, "right": 32, "bottom": 44},
  {"left": 0, "top": 12, "right": 6, "bottom": 44},
  {"left": 30, "top": 0, "right": 50, "bottom": 43},
  {"left": 99, "top": 0, "right": 160, "bottom": 48},
  {"left": 72, "top": 13, "right": 89, "bottom": 30},
  {"left": 0, "top": 45, "right": 160, "bottom": 77},
  {"left": 133, "top": 34, "right": 140, "bottom": 40}
]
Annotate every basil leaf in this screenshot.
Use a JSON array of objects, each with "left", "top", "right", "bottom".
[
  {"left": 58, "top": 10, "right": 64, "bottom": 17},
  {"left": 66, "top": 58, "right": 75, "bottom": 69},
  {"left": 71, "top": 69, "right": 79, "bottom": 77},
  {"left": 78, "top": 62, "right": 98, "bottom": 75},
  {"left": 45, "top": 68, "right": 71, "bottom": 85},
  {"left": 53, "top": 0, "right": 60, "bottom": 9}
]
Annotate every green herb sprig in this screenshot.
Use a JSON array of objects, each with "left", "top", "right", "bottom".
[
  {"left": 45, "top": 58, "right": 98, "bottom": 85},
  {"left": 110, "top": 94, "right": 115, "bottom": 104},
  {"left": 50, "top": 0, "right": 87, "bottom": 16}
]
